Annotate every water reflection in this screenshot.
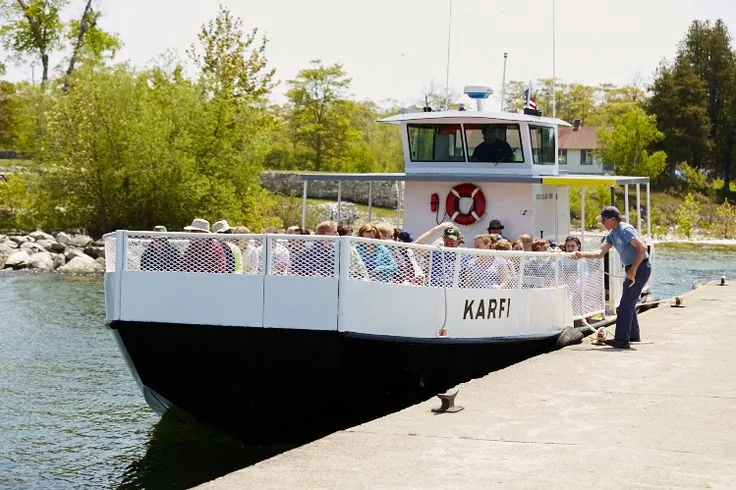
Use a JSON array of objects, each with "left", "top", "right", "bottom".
[{"left": 117, "top": 413, "right": 296, "bottom": 490}]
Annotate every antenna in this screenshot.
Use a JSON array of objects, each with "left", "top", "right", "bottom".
[
  {"left": 500, "top": 52, "right": 508, "bottom": 111},
  {"left": 444, "top": 0, "right": 453, "bottom": 110},
  {"left": 551, "top": 0, "right": 557, "bottom": 118}
]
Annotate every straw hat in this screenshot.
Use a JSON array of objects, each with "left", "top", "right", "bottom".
[
  {"left": 153, "top": 225, "right": 167, "bottom": 232},
  {"left": 184, "top": 218, "right": 210, "bottom": 232}
]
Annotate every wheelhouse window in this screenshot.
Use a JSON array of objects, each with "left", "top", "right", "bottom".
[
  {"left": 464, "top": 124, "right": 523, "bottom": 163},
  {"left": 558, "top": 149, "right": 567, "bottom": 164},
  {"left": 529, "top": 126, "right": 556, "bottom": 165},
  {"left": 407, "top": 124, "right": 465, "bottom": 162}
]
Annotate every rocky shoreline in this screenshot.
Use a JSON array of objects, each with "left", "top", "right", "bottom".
[{"left": 0, "top": 230, "right": 105, "bottom": 273}]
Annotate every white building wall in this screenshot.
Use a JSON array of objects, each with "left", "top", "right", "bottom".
[{"left": 561, "top": 149, "right": 605, "bottom": 175}]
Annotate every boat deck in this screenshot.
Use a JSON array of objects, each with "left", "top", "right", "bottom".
[{"left": 196, "top": 280, "right": 736, "bottom": 489}]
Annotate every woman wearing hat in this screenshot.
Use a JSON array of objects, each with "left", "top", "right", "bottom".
[{"left": 571, "top": 206, "right": 650, "bottom": 349}]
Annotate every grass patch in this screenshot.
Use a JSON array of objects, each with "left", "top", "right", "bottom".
[{"left": 655, "top": 241, "right": 736, "bottom": 252}]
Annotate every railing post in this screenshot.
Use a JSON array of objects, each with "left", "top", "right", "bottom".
[
  {"left": 337, "top": 237, "right": 351, "bottom": 332},
  {"left": 114, "top": 230, "right": 127, "bottom": 321}
]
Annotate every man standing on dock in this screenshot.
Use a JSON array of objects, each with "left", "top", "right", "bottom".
[{"left": 571, "top": 206, "right": 651, "bottom": 349}]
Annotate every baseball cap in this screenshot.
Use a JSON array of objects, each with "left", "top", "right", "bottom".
[
  {"left": 443, "top": 227, "right": 460, "bottom": 240},
  {"left": 600, "top": 206, "right": 621, "bottom": 220}
]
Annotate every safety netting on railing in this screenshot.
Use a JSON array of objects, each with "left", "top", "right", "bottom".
[
  {"left": 103, "top": 233, "right": 116, "bottom": 272},
  {"left": 107, "top": 232, "right": 605, "bottom": 318},
  {"left": 117, "top": 232, "right": 265, "bottom": 274}
]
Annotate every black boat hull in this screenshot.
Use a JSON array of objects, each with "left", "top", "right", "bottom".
[{"left": 110, "top": 321, "right": 559, "bottom": 444}]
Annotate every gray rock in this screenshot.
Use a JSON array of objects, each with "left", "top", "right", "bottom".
[
  {"left": 64, "top": 248, "right": 85, "bottom": 262},
  {"left": 29, "top": 230, "right": 54, "bottom": 241},
  {"left": 0, "top": 243, "right": 15, "bottom": 268},
  {"left": 51, "top": 253, "right": 66, "bottom": 269},
  {"left": 71, "top": 234, "right": 93, "bottom": 248},
  {"left": 47, "top": 241, "right": 66, "bottom": 253},
  {"left": 28, "top": 252, "right": 55, "bottom": 270},
  {"left": 58, "top": 254, "right": 104, "bottom": 273},
  {"left": 5, "top": 250, "right": 30, "bottom": 269},
  {"left": 84, "top": 245, "right": 105, "bottom": 259},
  {"left": 56, "top": 232, "right": 73, "bottom": 246},
  {"left": 20, "top": 241, "right": 47, "bottom": 253},
  {"left": 9, "top": 235, "right": 30, "bottom": 245},
  {"left": 91, "top": 239, "right": 105, "bottom": 247},
  {"left": 35, "top": 239, "right": 57, "bottom": 251},
  {"left": 0, "top": 239, "right": 19, "bottom": 249}
]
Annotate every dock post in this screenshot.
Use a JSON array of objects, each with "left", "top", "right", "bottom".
[{"left": 431, "top": 386, "right": 464, "bottom": 413}]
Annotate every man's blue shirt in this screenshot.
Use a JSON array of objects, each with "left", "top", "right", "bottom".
[{"left": 605, "top": 222, "right": 647, "bottom": 266}]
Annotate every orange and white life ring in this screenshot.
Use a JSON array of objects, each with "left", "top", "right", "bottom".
[{"left": 445, "top": 183, "right": 486, "bottom": 226}]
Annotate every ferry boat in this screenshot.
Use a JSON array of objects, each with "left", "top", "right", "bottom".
[{"left": 103, "top": 92, "right": 654, "bottom": 443}]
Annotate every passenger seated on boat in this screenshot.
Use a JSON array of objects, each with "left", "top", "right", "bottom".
[
  {"left": 289, "top": 220, "right": 344, "bottom": 278},
  {"left": 140, "top": 226, "right": 181, "bottom": 272},
  {"left": 180, "top": 218, "right": 227, "bottom": 274},
  {"left": 213, "top": 220, "right": 244, "bottom": 273},
  {"left": 460, "top": 235, "right": 511, "bottom": 289},
  {"left": 247, "top": 227, "right": 290, "bottom": 275},
  {"left": 486, "top": 219, "right": 507, "bottom": 239},
  {"left": 355, "top": 224, "right": 397, "bottom": 282},
  {"left": 517, "top": 233, "right": 533, "bottom": 252},
  {"left": 337, "top": 224, "right": 353, "bottom": 236},
  {"left": 471, "top": 126, "right": 514, "bottom": 163},
  {"left": 375, "top": 222, "right": 420, "bottom": 283},
  {"left": 522, "top": 239, "right": 555, "bottom": 288},
  {"left": 511, "top": 239, "right": 524, "bottom": 251}
]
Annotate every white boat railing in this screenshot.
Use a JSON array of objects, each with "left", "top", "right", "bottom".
[{"left": 103, "top": 231, "right": 605, "bottom": 334}]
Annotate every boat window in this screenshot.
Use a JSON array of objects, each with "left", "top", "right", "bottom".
[
  {"left": 464, "top": 124, "right": 524, "bottom": 163},
  {"left": 529, "top": 126, "right": 556, "bottom": 165},
  {"left": 407, "top": 124, "right": 465, "bottom": 162}
]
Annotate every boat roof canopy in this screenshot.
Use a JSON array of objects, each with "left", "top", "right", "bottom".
[
  {"left": 300, "top": 172, "right": 649, "bottom": 186},
  {"left": 379, "top": 110, "right": 573, "bottom": 127}
]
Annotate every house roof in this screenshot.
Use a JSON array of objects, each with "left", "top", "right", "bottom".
[{"left": 559, "top": 127, "right": 598, "bottom": 150}]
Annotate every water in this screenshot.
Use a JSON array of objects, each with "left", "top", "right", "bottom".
[{"left": 1, "top": 249, "right": 734, "bottom": 489}]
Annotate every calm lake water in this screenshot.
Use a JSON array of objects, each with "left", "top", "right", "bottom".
[{"left": 1, "top": 247, "right": 735, "bottom": 489}]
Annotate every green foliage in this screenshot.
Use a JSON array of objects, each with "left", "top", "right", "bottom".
[
  {"left": 714, "top": 200, "right": 736, "bottom": 238},
  {"left": 675, "top": 192, "right": 700, "bottom": 237},
  {"left": 0, "top": 172, "right": 35, "bottom": 228},
  {"left": 27, "top": 61, "right": 274, "bottom": 234},
  {"left": 270, "top": 194, "right": 321, "bottom": 231},
  {"left": 285, "top": 60, "right": 356, "bottom": 171},
  {"left": 188, "top": 5, "right": 275, "bottom": 101},
  {"left": 0, "top": 79, "right": 20, "bottom": 147},
  {"left": 674, "top": 162, "right": 710, "bottom": 195},
  {"left": 569, "top": 185, "right": 611, "bottom": 230},
  {"left": 596, "top": 106, "right": 667, "bottom": 179}
]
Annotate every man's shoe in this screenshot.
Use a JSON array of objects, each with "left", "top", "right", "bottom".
[
  {"left": 630, "top": 337, "right": 641, "bottom": 342},
  {"left": 604, "top": 339, "right": 631, "bottom": 349}
]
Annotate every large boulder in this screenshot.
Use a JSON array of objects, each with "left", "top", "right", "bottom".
[
  {"left": 58, "top": 254, "right": 104, "bottom": 273},
  {"left": 5, "top": 250, "right": 30, "bottom": 269},
  {"left": 9, "top": 235, "right": 31, "bottom": 246},
  {"left": 29, "top": 230, "right": 54, "bottom": 241},
  {"left": 28, "top": 252, "right": 55, "bottom": 270},
  {"left": 0, "top": 243, "right": 15, "bottom": 268},
  {"left": 47, "top": 241, "right": 67, "bottom": 253},
  {"left": 55, "top": 232, "right": 73, "bottom": 246},
  {"left": 83, "top": 244, "right": 105, "bottom": 259},
  {"left": 0, "top": 237, "right": 18, "bottom": 249},
  {"left": 64, "top": 247, "right": 85, "bottom": 262},
  {"left": 71, "top": 234, "right": 94, "bottom": 248},
  {"left": 51, "top": 253, "right": 66, "bottom": 269},
  {"left": 20, "top": 241, "right": 47, "bottom": 253}
]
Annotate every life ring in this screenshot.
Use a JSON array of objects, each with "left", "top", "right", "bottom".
[{"left": 445, "top": 183, "right": 486, "bottom": 225}]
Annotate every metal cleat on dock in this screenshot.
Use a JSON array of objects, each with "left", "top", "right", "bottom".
[
  {"left": 671, "top": 296, "right": 685, "bottom": 308},
  {"left": 431, "top": 386, "right": 464, "bottom": 414},
  {"left": 719, "top": 276, "right": 727, "bottom": 286}
]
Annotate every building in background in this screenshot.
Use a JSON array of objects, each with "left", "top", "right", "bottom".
[{"left": 558, "top": 121, "right": 613, "bottom": 175}]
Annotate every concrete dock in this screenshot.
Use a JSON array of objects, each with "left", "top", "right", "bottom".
[{"left": 197, "top": 281, "right": 736, "bottom": 489}]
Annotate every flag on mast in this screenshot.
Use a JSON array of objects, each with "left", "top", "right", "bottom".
[{"left": 524, "top": 82, "right": 538, "bottom": 110}]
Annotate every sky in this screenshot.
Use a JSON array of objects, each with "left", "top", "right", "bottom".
[{"left": 3, "top": 0, "right": 735, "bottom": 109}]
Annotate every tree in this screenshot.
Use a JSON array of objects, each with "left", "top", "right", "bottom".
[
  {"left": 286, "top": 60, "right": 356, "bottom": 171},
  {"left": 0, "top": 0, "right": 66, "bottom": 83},
  {"left": 714, "top": 199, "right": 736, "bottom": 238},
  {"left": 675, "top": 192, "right": 700, "bottom": 237},
  {"left": 596, "top": 106, "right": 667, "bottom": 179},
  {"left": 0, "top": 79, "right": 19, "bottom": 147},
  {"left": 188, "top": 4, "right": 276, "bottom": 102},
  {"left": 648, "top": 58, "right": 711, "bottom": 173}
]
